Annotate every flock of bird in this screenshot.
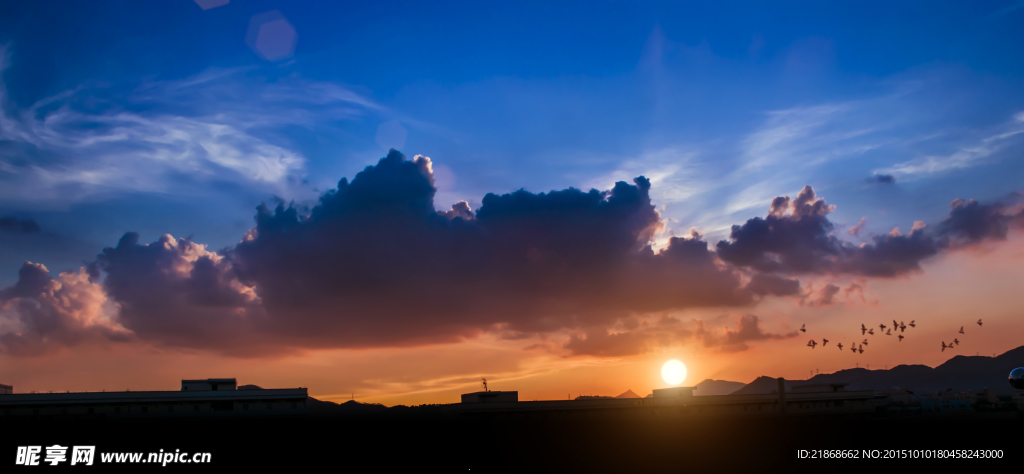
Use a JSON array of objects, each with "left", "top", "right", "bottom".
[{"left": 802, "top": 319, "right": 983, "bottom": 354}]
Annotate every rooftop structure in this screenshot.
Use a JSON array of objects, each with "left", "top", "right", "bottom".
[
  {"left": 460, "top": 378, "right": 875, "bottom": 419},
  {"left": 461, "top": 391, "right": 518, "bottom": 403},
  {"left": 792, "top": 383, "right": 848, "bottom": 393},
  {"left": 0, "top": 384, "right": 11, "bottom": 395},
  {"left": 652, "top": 387, "right": 694, "bottom": 398}
]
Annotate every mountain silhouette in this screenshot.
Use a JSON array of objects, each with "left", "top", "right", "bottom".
[
  {"left": 730, "top": 345, "right": 1024, "bottom": 395},
  {"left": 693, "top": 379, "right": 747, "bottom": 396},
  {"left": 307, "top": 398, "right": 388, "bottom": 416},
  {"left": 615, "top": 389, "right": 641, "bottom": 399}
]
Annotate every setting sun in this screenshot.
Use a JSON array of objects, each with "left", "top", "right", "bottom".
[{"left": 661, "top": 360, "right": 687, "bottom": 386}]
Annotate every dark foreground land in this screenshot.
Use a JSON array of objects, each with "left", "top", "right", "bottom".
[{"left": 5, "top": 413, "right": 1020, "bottom": 471}]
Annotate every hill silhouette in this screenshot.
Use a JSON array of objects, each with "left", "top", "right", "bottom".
[
  {"left": 307, "top": 398, "right": 388, "bottom": 416},
  {"left": 731, "top": 345, "right": 1024, "bottom": 395},
  {"left": 693, "top": 379, "right": 747, "bottom": 396}
]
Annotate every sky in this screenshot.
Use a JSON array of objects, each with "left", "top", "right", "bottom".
[{"left": 1, "top": 0, "right": 1023, "bottom": 405}]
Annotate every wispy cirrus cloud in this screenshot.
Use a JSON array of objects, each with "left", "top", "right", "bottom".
[
  {"left": 0, "top": 44, "right": 382, "bottom": 207},
  {"left": 875, "top": 112, "right": 1024, "bottom": 178}
]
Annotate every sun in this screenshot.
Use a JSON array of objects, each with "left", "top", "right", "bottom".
[{"left": 661, "top": 360, "right": 687, "bottom": 386}]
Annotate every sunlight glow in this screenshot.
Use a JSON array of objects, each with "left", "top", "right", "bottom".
[{"left": 661, "top": 360, "right": 687, "bottom": 386}]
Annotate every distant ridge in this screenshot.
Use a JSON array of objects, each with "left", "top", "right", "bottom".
[
  {"left": 693, "top": 379, "right": 747, "bottom": 396},
  {"left": 730, "top": 345, "right": 1024, "bottom": 395},
  {"left": 616, "top": 389, "right": 641, "bottom": 399},
  {"left": 307, "top": 398, "right": 387, "bottom": 416}
]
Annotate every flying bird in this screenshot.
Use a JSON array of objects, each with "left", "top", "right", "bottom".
[
  {"left": 800, "top": 324, "right": 806, "bottom": 333},
  {"left": 837, "top": 343, "right": 843, "bottom": 350},
  {"left": 954, "top": 338, "right": 959, "bottom": 346},
  {"left": 941, "top": 342, "right": 947, "bottom": 352},
  {"left": 858, "top": 346, "right": 864, "bottom": 354},
  {"left": 958, "top": 326, "right": 964, "bottom": 334},
  {"left": 851, "top": 345, "right": 857, "bottom": 353},
  {"left": 807, "top": 340, "right": 817, "bottom": 349},
  {"left": 893, "top": 319, "right": 898, "bottom": 328},
  {"left": 880, "top": 323, "right": 886, "bottom": 331},
  {"left": 822, "top": 338, "right": 829, "bottom": 346},
  {"left": 861, "top": 324, "right": 867, "bottom": 335},
  {"left": 898, "top": 334, "right": 904, "bottom": 342},
  {"left": 886, "top": 329, "right": 891, "bottom": 335},
  {"left": 977, "top": 319, "right": 982, "bottom": 327},
  {"left": 910, "top": 320, "right": 916, "bottom": 328},
  {"left": 868, "top": 329, "right": 875, "bottom": 335},
  {"left": 862, "top": 339, "right": 869, "bottom": 346},
  {"left": 899, "top": 322, "right": 906, "bottom": 332}
]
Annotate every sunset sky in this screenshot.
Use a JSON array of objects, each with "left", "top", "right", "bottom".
[{"left": 1, "top": 1, "right": 1023, "bottom": 405}]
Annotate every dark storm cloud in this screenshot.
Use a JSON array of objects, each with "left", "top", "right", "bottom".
[
  {"left": 226, "top": 150, "right": 751, "bottom": 350},
  {"left": 0, "top": 150, "right": 748, "bottom": 355},
  {"left": 0, "top": 216, "right": 40, "bottom": 233},
  {"left": 872, "top": 174, "right": 895, "bottom": 184},
  {"left": 938, "top": 197, "right": 1024, "bottom": 245},
  {"left": 715, "top": 185, "right": 1021, "bottom": 278},
  {"left": 3, "top": 151, "right": 1021, "bottom": 356}
]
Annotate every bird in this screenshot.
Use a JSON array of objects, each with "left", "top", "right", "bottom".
[
  {"left": 862, "top": 339, "right": 869, "bottom": 346},
  {"left": 837, "top": 343, "right": 844, "bottom": 350},
  {"left": 886, "top": 329, "right": 891, "bottom": 335},
  {"left": 893, "top": 319, "right": 898, "bottom": 329},
  {"left": 800, "top": 324, "right": 806, "bottom": 333},
  {"left": 977, "top": 319, "right": 982, "bottom": 327},
  {"left": 861, "top": 324, "right": 867, "bottom": 335},
  {"left": 880, "top": 323, "right": 886, "bottom": 331},
  {"left": 807, "top": 340, "right": 817, "bottom": 349},
  {"left": 941, "top": 342, "right": 947, "bottom": 352},
  {"left": 851, "top": 345, "right": 857, "bottom": 353},
  {"left": 958, "top": 326, "right": 964, "bottom": 334},
  {"left": 859, "top": 346, "right": 864, "bottom": 354},
  {"left": 899, "top": 322, "right": 906, "bottom": 332},
  {"left": 868, "top": 328, "right": 875, "bottom": 335},
  {"left": 822, "top": 338, "right": 829, "bottom": 346},
  {"left": 898, "top": 334, "right": 904, "bottom": 342},
  {"left": 954, "top": 338, "right": 959, "bottom": 345},
  {"left": 909, "top": 320, "right": 916, "bottom": 328}
]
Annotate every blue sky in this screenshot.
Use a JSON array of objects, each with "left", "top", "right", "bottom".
[{"left": 1, "top": 0, "right": 1023, "bottom": 286}]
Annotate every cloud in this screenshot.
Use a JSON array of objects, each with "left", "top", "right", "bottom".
[
  {"left": 715, "top": 185, "right": 1022, "bottom": 278},
  {"left": 939, "top": 196, "right": 1024, "bottom": 246},
  {"left": 0, "top": 44, "right": 380, "bottom": 207},
  {"left": 745, "top": 273, "right": 801, "bottom": 297},
  {"left": 2, "top": 152, "right": 1020, "bottom": 356},
  {"left": 848, "top": 217, "right": 866, "bottom": 236},
  {"left": 0, "top": 150, "right": 751, "bottom": 356},
  {"left": 872, "top": 174, "right": 895, "bottom": 184},
  {"left": 94, "top": 233, "right": 271, "bottom": 355},
  {"left": 563, "top": 329, "right": 650, "bottom": 357},
  {"left": 695, "top": 314, "right": 799, "bottom": 353},
  {"left": 0, "top": 216, "right": 39, "bottom": 233},
  {"left": 226, "top": 150, "right": 751, "bottom": 351},
  {"left": 0, "top": 262, "right": 130, "bottom": 356},
  {"left": 875, "top": 112, "right": 1024, "bottom": 178},
  {"left": 801, "top": 283, "right": 840, "bottom": 307}
]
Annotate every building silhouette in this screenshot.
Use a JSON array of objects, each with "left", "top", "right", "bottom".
[
  {"left": 0, "top": 378, "right": 306, "bottom": 419},
  {"left": 460, "top": 378, "right": 878, "bottom": 419}
]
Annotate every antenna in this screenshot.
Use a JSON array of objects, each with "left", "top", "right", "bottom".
[{"left": 481, "top": 377, "right": 488, "bottom": 392}]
